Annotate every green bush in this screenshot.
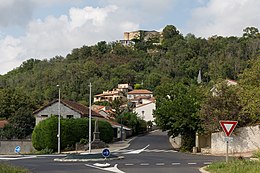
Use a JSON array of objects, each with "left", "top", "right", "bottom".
[
  {"left": 79, "top": 138, "right": 88, "bottom": 145},
  {"left": 32, "top": 117, "right": 114, "bottom": 151},
  {"left": 98, "top": 120, "right": 114, "bottom": 143}
]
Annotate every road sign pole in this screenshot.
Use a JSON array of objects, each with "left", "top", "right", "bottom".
[{"left": 226, "top": 140, "right": 229, "bottom": 162}]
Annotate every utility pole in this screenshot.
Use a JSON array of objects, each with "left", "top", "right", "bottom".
[
  {"left": 57, "top": 85, "right": 61, "bottom": 154},
  {"left": 88, "top": 83, "right": 92, "bottom": 153}
]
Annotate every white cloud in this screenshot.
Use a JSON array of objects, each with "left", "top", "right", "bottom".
[
  {"left": 189, "top": 0, "right": 260, "bottom": 38},
  {"left": 0, "top": 5, "right": 139, "bottom": 74},
  {"left": 0, "top": 36, "right": 24, "bottom": 74},
  {"left": 0, "top": 0, "right": 33, "bottom": 27}
]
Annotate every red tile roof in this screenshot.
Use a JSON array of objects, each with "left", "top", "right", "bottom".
[
  {"left": 128, "top": 89, "right": 153, "bottom": 94},
  {"left": 0, "top": 120, "right": 8, "bottom": 128},
  {"left": 33, "top": 99, "right": 103, "bottom": 118}
]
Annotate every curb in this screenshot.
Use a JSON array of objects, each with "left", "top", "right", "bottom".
[
  {"left": 199, "top": 166, "right": 210, "bottom": 173},
  {"left": 54, "top": 156, "right": 125, "bottom": 162}
]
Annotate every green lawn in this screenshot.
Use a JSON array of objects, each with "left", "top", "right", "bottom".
[
  {"left": 206, "top": 159, "right": 260, "bottom": 173},
  {"left": 0, "top": 163, "right": 29, "bottom": 173}
]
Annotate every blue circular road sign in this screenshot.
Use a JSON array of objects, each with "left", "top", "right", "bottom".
[
  {"left": 102, "top": 148, "right": 110, "bottom": 158},
  {"left": 15, "top": 146, "right": 21, "bottom": 153}
]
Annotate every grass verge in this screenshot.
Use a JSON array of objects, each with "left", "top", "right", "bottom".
[
  {"left": 206, "top": 159, "right": 260, "bottom": 173},
  {"left": 0, "top": 163, "right": 29, "bottom": 173}
]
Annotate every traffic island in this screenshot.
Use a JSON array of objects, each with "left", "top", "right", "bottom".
[{"left": 54, "top": 153, "right": 124, "bottom": 162}]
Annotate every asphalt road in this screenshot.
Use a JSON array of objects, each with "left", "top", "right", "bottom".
[{"left": 1, "top": 130, "right": 224, "bottom": 173}]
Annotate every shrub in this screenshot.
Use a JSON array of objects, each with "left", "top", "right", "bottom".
[
  {"left": 32, "top": 117, "right": 113, "bottom": 151},
  {"left": 98, "top": 120, "right": 114, "bottom": 143}
]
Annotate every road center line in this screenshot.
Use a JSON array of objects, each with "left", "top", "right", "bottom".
[
  {"left": 125, "top": 164, "right": 134, "bottom": 166},
  {"left": 140, "top": 163, "right": 150, "bottom": 166},
  {"left": 172, "top": 163, "right": 181, "bottom": 165},
  {"left": 188, "top": 163, "right": 197, "bottom": 165},
  {"left": 204, "top": 162, "right": 212, "bottom": 165},
  {"left": 156, "top": 163, "right": 165, "bottom": 166}
]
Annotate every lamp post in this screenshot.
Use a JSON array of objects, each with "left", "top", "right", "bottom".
[
  {"left": 88, "top": 83, "right": 92, "bottom": 153},
  {"left": 57, "top": 85, "right": 61, "bottom": 154}
]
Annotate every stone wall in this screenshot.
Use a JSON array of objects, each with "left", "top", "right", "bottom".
[
  {"left": 211, "top": 125, "right": 260, "bottom": 154},
  {"left": 0, "top": 140, "right": 35, "bottom": 154}
]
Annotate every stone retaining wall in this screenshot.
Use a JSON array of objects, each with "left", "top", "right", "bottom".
[
  {"left": 211, "top": 125, "right": 260, "bottom": 154},
  {"left": 0, "top": 140, "right": 35, "bottom": 154}
]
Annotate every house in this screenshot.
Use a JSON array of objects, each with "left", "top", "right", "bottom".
[
  {"left": 133, "top": 101, "right": 156, "bottom": 123},
  {"left": 124, "top": 30, "right": 160, "bottom": 42},
  {"left": 127, "top": 89, "right": 156, "bottom": 123},
  {"left": 33, "top": 99, "right": 102, "bottom": 125},
  {"left": 94, "top": 84, "right": 133, "bottom": 103},
  {"left": 33, "top": 99, "right": 131, "bottom": 140},
  {"left": 127, "top": 89, "right": 153, "bottom": 100},
  {"left": 92, "top": 105, "right": 114, "bottom": 120},
  {"left": 210, "top": 79, "right": 238, "bottom": 96}
]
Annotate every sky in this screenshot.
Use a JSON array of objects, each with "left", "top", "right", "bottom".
[{"left": 1, "top": 0, "right": 260, "bottom": 75}]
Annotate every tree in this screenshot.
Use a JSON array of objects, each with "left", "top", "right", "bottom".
[
  {"left": 200, "top": 81, "right": 250, "bottom": 133},
  {"left": 3, "top": 107, "right": 35, "bottom": 139},
  {"left": 0, "top": 89, "right": 36, "bottom": 119},
  {"left": 243, "top": 26, "right": 260, "bottom": 38},
  {"left": 239, "top": 58, "right": 260, "bottom": 122},
  {"left": 154, "top": 83, "right": 202, "bottom": 151}
]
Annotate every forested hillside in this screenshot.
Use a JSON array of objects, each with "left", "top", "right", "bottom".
[{"left": 0, "top": 24, "right": 259, "bottom": 120}]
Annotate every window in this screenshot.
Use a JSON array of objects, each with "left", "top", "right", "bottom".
[
  {"left": 41, "top": 115, "right": 48, "bottom": 117},
  {"left": 67, "top": 115, "right": 74, "bottom": 119}
]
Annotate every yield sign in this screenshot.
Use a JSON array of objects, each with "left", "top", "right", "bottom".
[{"left": 219, "top": 120, "right": 238, "bottom": 137}]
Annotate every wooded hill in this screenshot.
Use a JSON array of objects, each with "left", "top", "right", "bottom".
[{"left": 0, "top": 25, "right": 259, "bottom": 118}]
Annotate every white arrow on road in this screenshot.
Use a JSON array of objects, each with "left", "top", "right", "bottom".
[
  {"left": 124, "top": 144, "right": 150, "bottom": 154},
  {"left": 85, "top": 163, "right": 125, "bottom": 173}
]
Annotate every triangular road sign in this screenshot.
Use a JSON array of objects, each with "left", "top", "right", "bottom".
[{"left": 219, "top": 120, "right": 238, "bottom": 137}]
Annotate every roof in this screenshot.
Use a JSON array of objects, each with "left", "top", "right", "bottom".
[
  {"left": 134, "top": 101, "right": 155, "bottom": 109},
  {"left": 95, "top": 91, "right": 121, "bottom": 97},
  {"left": 93, "top": 117, "right": 131, "bottom": 131},
  {"left": 33, "top": 99, "right": 102, "bottom": 118},
  {"left": 0, "top": 120, "right": 8, "bottom": 128},
  {"left": 128, "top": 89, "right": 153, "bottom": 94}
]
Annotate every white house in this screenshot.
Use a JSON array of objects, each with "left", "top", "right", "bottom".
[
  {"left": 94, "top": 84, "right": 133, "bottom": 103},
  {"left": 133, "top": 100, "right": 156, "bottom": 123}
]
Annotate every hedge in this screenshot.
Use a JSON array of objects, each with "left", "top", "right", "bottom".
[{"left": 32, "top": 117, "right": 113, "bottom": 151}]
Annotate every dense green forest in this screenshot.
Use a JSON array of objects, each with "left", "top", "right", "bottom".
[{"left": 0, "top": 25, "right": 259, "bottom": 147}]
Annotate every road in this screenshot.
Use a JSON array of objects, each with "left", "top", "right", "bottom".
[{"left": 1, "top": 130, "right": 224, "bottom": 173}]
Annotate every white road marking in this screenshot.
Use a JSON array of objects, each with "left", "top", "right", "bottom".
[
  {"left": 156, "top": 163, "right": 165, "bottom": 166},
  {"left": 85, "top": 164, "right": 125, "bottom": 173},
  {"left": 204, "top": 162, "right": 212, "bottom": 165},
  {"left": 125, "top": 145, "right": 150, "bottom": 154},
  {"left": 120, "top": 149, "right": 177, "bottom": 153},
  {"left": 124, "top": 164, "right": 134, "bottom": 166},
  {"left": 140, "top": 163, "right": 150, "bottom": 166},
  {"left": 0, "top": 156, "right": 37, "bottom": 160},
  {"left": 172, "top": 163, "right": 181, "bottom": 165},
  {"left": 188, "top": 163, "right": 197, "bottom": 165}
]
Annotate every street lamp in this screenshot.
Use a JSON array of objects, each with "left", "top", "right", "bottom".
[
  {"left": 57, "top": 85, "right": 61, "bottom": 154},
  {"left": 88, "top": 83, "right": 92, "bottom": 153}
]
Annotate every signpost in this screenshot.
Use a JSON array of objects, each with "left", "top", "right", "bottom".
[
  {"left": 102, "top": 148, "right": 110, "bottom": 159},
  {"left": 219, "top": 120, "right": 238, "bottom": 162},
  {"left": 15, "top": 146, "right": 21, "bottom": 154}
]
